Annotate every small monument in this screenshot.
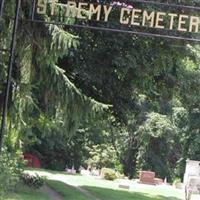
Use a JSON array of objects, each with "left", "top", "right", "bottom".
[
  {"left": 184, "top": 159, "right": 200, "bottom": 199},
  {"left": 139, "top": 171, "right": 156, "bottom": 185},
  {"left": 184, "top": 159, "right": 200, "bottom": 185},
  {"left": 65, "top": 165, "right": 76, "bottom": 174}
]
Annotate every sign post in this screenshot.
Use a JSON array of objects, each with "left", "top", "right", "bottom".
[
  {"left": 0, "top": 0, "right": 5, "bottom": 17},
  {"left": 0, "top": 0, "right": 21, "bottom": 153}
]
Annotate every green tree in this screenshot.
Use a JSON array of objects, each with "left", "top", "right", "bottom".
[{"left": 136, "top": 112, "right": 178, "bottom": 180}]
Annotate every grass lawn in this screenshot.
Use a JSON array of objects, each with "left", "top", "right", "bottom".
[
  {"left": 25, "top": 168, "right": 184, "bottom": 200},
  {"left": 46, "top": 179, "right": 181, "bottom": 200},
  {"left": 83, "top": 186, "right": 181, "bottom": 200},
  {"left": 4, "top": 186, "right": 49, "bottom": 200},
  {"left": 47, "top": 180, "right": 89, "bottom": 200}
]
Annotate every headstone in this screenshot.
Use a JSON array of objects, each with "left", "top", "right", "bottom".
[
  {"left": 66, "top": 168, "right": 76, "bottom": 174},
  {"left": 65, "top": 166, "right": 76, "bottom": 174},
  {"left": 91, "top": 169, "right": 100, "bottom": 176},
  {"left": 164, "top": 177, "right": 167, "bottom": 184},
  {"left": 154, "top": 178, "right": 163, "bottom": 185},
  {"left": 184, "top": 160, "right": 200, "bottom": 185},
  {"left": 118, "top": 184, "right": 130, "bottom": 189},
  {"left": 81, "top": 169, "right": 91, "bottom": 176},
  {"left": 118, "top": 180, "right": 130, "bottom": 189},
  {"left": 139, "top": 171, "right": 155, "bottom": 185}
]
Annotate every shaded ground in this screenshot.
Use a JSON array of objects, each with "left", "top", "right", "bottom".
[{"left": 4, "top": 186, "right": 49, "bottom": 200}]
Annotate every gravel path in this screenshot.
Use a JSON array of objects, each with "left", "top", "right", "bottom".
[
  {"left": 71, "top": 184, "right": 102, "bottom": 200},
  {"left": 42, "top": 183, "right": 102, "bottom": 200},
  {"left": 42, "top": 185, "right": 64, "bottom": 200}
]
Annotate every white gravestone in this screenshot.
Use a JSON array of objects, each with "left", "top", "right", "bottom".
[{"left": 184, "top": 160, "right": 200, "bottom": 185}]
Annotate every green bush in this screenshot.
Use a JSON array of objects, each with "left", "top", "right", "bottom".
[
  {"left": 0, "top": 148, "right": 24, "bottom": 199},
  {"left": 173, "top": 178, "right": 181, "bottom": 185},
  {"left": 20, "top": 173, "right": 45, "bottom": 189},
  {"left": 101, "top": 168, "right": 117, "bottom": 181}
]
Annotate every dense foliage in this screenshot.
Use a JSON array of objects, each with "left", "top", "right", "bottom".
[
  {"left": 1, "top": 1, "right": 200, "bottom": 193},
  {"left": 20, "top": 173, "right": 45, "bottom": 189},
  {"left": 101, "top": 168, "right": 118, "bottom": 181},
  {"left": 0, "top": 148, "right": 24, "bottom": 199}
]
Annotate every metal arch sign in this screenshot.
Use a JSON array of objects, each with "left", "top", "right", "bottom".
[{"left": 36, "top": 0, "right": 200, "bottom": 34}]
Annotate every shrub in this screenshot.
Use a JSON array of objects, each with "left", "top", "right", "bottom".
[
  {"left": 20, "top": 173, "right": 45, "bottom": 189},
  {"left": 173, "top": 178, "right": 181, "bottom": 185},
  {"left": 0, "top": 148, "right": 24, "bottom": 198},
  {"left": 101, "top": 168, "right": 117, "bottom": 181}
]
